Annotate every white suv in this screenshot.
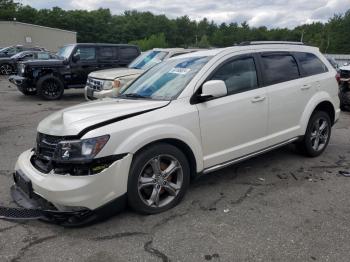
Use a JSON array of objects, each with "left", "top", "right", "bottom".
[{"left": 13, "top": 42, "right": 340, "bottom": 224}]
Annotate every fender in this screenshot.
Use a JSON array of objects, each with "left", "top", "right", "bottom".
[
  {"left": 299, "top": 91, "right": 336, "bottom": 134},
  {"left": 114, "top": 124, "right": 204, "bottom": 172}
]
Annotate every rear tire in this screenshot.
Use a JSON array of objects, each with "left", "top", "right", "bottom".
[
  {"left": 127, "top": 143, "right": 190, "bottom": 214},
  {"left": 37, "top": 75, "right": 64, "bottom": 100},
  {"left": 296, "top": 111, "right": 331, "bottom": 157}
]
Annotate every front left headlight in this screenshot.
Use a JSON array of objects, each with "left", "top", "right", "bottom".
[
  {"left": 102, "top": 80, "right": 113, "bottom": 90},
  {"left": 54, "top": 135, "right": 110, "bottom": 162},
  {"left": 20, "top": 64, "right": 25, "bottom": 74}
]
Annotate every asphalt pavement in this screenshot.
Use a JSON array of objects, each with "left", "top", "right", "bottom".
[{"left": 0, "top": 76, "right": 350, "bottom": 262}]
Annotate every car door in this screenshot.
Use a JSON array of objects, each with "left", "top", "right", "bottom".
[
  {"left": 196, "top": 54, "right": 269, "bottom": 168},
  {"left": 70, "top": 46, "right": 99, "bottom": 86},
  {"left": 118, "top": 46, "right": 140, "bottom": 67},
  {"left": 98, "top": 46, "right": 119, "bottom": 69},
  {"left": 259, "top": 52, "right": 315, "bottom": 146}
]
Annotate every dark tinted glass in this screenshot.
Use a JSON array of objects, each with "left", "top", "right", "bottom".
[
  {"left": 120, "top": 47, "right": 139, "bottom": 60},
  {"left": 295, "top": 52, "right": 328, "bottom": 76},
  {"left": 261, "top": 54, "right": 299, "bottom": 85},
  {"left": 99, "top": 46, "right": 116, "bottom": 60},
  {"left": 211, "top": 57, "right": 258, "bottom": 95}
]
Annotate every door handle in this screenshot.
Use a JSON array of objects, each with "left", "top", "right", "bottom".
[
  {"left": 301, "top": 84, "right": 312, "bottom": 90},
  {"left": 251, "top": 96, "right": 266, "bottom": 103}
]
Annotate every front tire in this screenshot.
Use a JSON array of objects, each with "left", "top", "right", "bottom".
[
  {"left": 20, "top": 87, "right": 37, "bottom": 96},
  {"left": 297, "top": 111, "right": 331, "bottom": 157},
  {"left": 127, "top": 143, "right": 190, "bottom": 214},
  {"left": 0, "top": 64, "right": 13, "bottom": 75},
  {"left": 37, "top": 75, "right": 64, "bottom": 100}
]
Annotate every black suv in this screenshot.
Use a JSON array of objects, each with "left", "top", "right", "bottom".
[{"left": 10, "top": 43, "right": 140, "bottom": 100}]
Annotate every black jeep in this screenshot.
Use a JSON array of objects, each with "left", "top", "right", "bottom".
[{"left": 9, "top": 43, "right": 140, "bottom": 100}]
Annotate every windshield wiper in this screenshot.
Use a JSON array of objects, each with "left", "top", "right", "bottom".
[{"left": 121, "top": 93, "right": 148, "bottom": 99}]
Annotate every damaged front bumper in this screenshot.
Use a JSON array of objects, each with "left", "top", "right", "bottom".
[
  {"left": 9, "top": 75, "right": 32, "bottom": 92},
  {"left": 1, "top": 149, "right": 133, "bottom": 226}
]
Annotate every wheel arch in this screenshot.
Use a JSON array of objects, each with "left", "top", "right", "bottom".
[
  {"left": 134, "top": 138, "right": 199, "bottom": 180},
  {"left": 300, "top": 92, "right": 337, "bottom": 134},
  {"left": 107, "top": 124, "right": 204, "bottom": 174},
  {"left": 34, "top": 68, "right": 66, "bottom": 87}
]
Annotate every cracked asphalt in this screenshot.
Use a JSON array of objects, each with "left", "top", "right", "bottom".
[{"left": 1, "top": 76, "right": 350, "bottom": 262}]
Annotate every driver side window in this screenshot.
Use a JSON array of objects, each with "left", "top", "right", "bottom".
[
  {"left": 74, "top": 47, "right": 96, "bottom": 61},
  {"left": 210, "top": 57, "right": 258, "bottom": 95}
]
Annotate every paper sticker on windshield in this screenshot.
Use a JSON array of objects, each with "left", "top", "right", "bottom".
[{"left": 169, "top": 68, "right": 191, "bottom": 75}]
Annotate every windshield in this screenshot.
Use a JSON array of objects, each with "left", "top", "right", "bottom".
[
  {"left": 128, "top": 50, "right": 169, "bottom": 70},
  {"left": 0, "top": 47, "right": 9, "bottom": 53},
  {"left": 120, "top": 56, "right": 211, "bottom": 100},
  {"left": 57, "top": 45, "right": 75, "bottom": 59},
  {"left": 11, "top": 52, "right": 27, "bottom": 59}
]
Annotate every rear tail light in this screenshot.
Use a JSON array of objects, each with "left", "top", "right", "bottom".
[{"left": 336, "top": 72, "right": 340, "bottom": 84}]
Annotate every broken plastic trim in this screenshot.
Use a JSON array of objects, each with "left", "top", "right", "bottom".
[{"left": 0, "top": 185, "right": 97, "bottom": 227}]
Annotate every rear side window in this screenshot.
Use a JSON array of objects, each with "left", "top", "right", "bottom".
[
  {"left": 294, "top": 52, "right": 328, "bottom": 76},
  {"left": 261, "top": 54, "right": 299, "bottom": 85},
  {"left": 99, "top": 46, "right": 117, "bottom": 60},
  {"left": 211, "top": 57, "right": 258, "bottom": 95},
  {"left": 120, "top": 47, "right": 139, "bottom": 60},
  {"left": 37, "top": 53, "right": 50, "bottom": 59}
]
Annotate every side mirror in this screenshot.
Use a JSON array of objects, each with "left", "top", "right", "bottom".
[
  {"left": 72, "top": 53, "right": 80, "bottom": 63},
  {"left": 199, "top": 80, "right": 227, "bottom": 101}
]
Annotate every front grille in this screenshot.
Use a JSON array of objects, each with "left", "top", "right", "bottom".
[
  {"left": 87, "top": 77, "right": 104, "bottom": 91},
  {"left": 36, "top": 133, "right": 65, "bottom": 160},
  {"left": 340, "top": 69, "right": 350, "bottom": 79}
]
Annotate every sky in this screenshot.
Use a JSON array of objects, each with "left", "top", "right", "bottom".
[{"left": 18, "top": 0, "right": 350, "bottom": 28}]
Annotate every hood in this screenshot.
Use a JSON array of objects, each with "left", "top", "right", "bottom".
[
  {"left": 340, "top": 65, "right": 350, "bottom": 71},
  {"left": 89, "top": 67, "right": 144, "bottom": 80},
  {"left": 37, "top": 98, "right": 169, "bottom": 136},
  {"left": 22, "top": 58, "right": 64, "bottom": 67},
  {"left": 0, "top": 57, "right": 12, "bottom": 63}
]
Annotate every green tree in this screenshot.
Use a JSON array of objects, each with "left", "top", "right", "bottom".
[
  {"left": 130, "top": 33, "right": 167, "bottom": 51},
  {"left": 0, "top": 1, "right": 349, "bottom": 53},
  {"left": 197, "top": 35, "right": 210, "bottom": 48}
]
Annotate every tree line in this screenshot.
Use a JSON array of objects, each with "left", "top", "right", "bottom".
[{"left": 0, "top": 0, "right": 349, "bottom": 53}]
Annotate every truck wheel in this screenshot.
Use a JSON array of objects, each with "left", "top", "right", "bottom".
[
  {"left": 127, "top": 143, "right": 190, "bottom": 214},
  {"left": 296, "top": 111, "right": 331, "bottom": 157},
  {"left": 0, "top": 64, "right": 13, "bottom": 75},
  {"left": 37, "top": 75, "right": 64, "bottom": 100}
]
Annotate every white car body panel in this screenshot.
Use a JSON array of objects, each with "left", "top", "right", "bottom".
[{"left": 37, "top": 99, "right": 169, "bottom": 136}]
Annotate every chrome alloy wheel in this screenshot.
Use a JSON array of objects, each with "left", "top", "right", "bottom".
[
  {"left": 137, "top": 154, "right": 183, "bottom": 208},
  {"left": 310, "top": 117, "right": 329, "bottom": 151}
]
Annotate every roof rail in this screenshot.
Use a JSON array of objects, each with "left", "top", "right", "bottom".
[{"left": 239, "top": 41, "right": 305, "bottom": 46}]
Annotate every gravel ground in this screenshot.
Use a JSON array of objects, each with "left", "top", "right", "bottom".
[{"left": 0, "top": 76, "right": 350, "bottom": 262}]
